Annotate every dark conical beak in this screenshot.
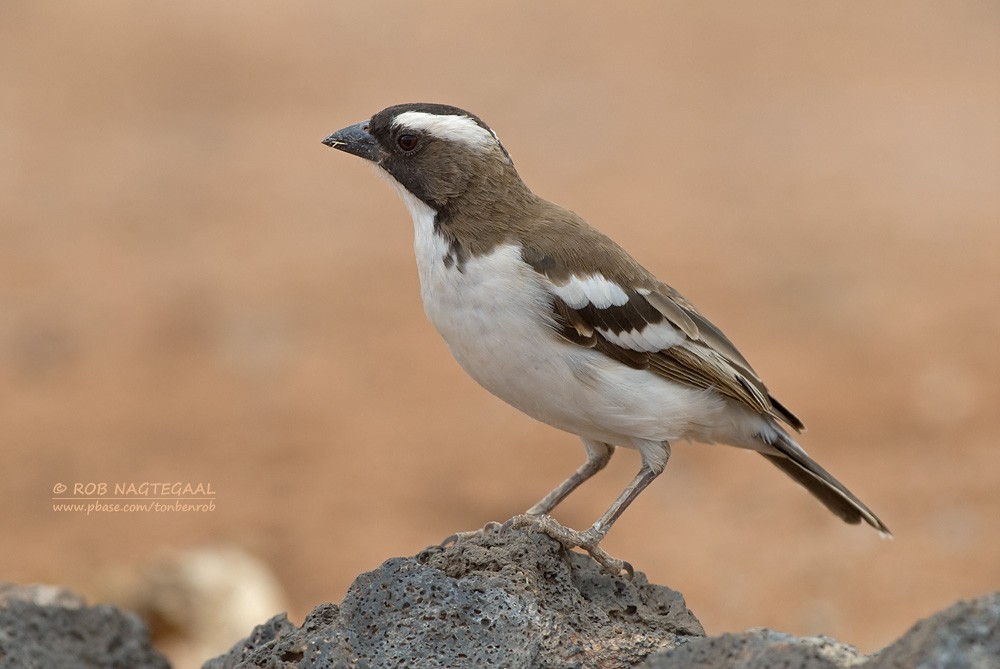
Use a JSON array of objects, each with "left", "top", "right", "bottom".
[{"left": 321, "top": 120, "right": 380, "bottom": 162}]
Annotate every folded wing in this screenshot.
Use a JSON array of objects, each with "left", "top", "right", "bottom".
[{"left": 522, "top": 246, "right": 804, "bottom": 432}]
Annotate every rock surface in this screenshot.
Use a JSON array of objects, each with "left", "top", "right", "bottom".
[
  {"left": 866, "top": 592, "right": 1000, "bottom": 669},
  {"left": 4, "top": 532, "right": 998, "bottom": 668},
  {"left": 639, "top": 630, "right": 867, "bottom": 668},
  {"left": 0, "top": 582, "right": 170, "bottom": 669},
  {"left": 641, "top": 593, "right": 1000, "bottom": 668},
  {"left": 203, "top": 528, "right": 703, "bottom": 669},
  {"left": 203, "top": 528, "right": 1000, "bottom": 668}
]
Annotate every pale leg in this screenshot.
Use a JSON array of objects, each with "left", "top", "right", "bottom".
[
  {"left": 511, "top": 441, "right": 671, "bottom": 575},
  {"left": 526, "top": 439, "right": 615, "bottom": 516}
]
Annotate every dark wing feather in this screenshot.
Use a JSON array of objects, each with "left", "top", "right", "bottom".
[
  {"left": 524, "top": 246, "right": 804, "bottom": 431},
  {"left": 762, "top": 431, "right": 891, "bottom": 534},
  {"left": 551, "top": 294, "right": 653, "bottom": 370}
]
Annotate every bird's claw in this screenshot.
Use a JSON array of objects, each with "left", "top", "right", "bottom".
[
  {"left": 504, "top": 514, "right": 634, "bottom": 578},
  {"left": 440, "top": 520, "right": 503, "bottom": 547},
  {"left": 442, "top": 515, "right": 634, "bottom": 577}
]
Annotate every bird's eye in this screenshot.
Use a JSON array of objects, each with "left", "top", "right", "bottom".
[{"left": 397, "top": 134, "right": 418, "bottom": 152}]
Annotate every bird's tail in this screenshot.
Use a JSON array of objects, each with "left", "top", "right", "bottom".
[{"left": 760, "top": 431, "right": 891, "bottom": 537}]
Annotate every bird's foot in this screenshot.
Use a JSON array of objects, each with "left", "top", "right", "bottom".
[
  {"left": 504, "top": 514, "right": 634, "bottom": 578},
  {"left": 440, "top": 520, "right": 504, "bottom": 547}
]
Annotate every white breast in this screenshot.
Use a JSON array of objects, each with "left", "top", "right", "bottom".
[
  {"left": 390, "top": 182, "right": 762, "bottom": 451},
  {"left": 401, "top": 189, "right": 567, "bottom": 416}
]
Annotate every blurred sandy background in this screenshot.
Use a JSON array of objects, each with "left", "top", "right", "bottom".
[{"left": 2, "top": 0, "right": 998, "bottom": 664}]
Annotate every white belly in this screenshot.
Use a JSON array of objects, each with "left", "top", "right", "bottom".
[
  {"left": 396, "top": 185, "right": 753, "bottom": 449},
  {"left": 420, "top": 240, "right": 586, "bottom": 425}
]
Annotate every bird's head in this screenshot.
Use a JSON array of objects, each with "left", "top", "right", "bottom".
[{"left": 322, "top": 103, "right": 523, "bottom": 215}]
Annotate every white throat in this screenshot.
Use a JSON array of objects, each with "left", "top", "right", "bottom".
[{"left": 381, "top": 174, "right": 440, "bottom": 274}]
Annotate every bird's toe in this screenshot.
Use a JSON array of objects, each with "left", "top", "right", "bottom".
[
  {"left": 441, "top": 520, "right": 504, "bottom": 547},
  {"left": 502, "top": 514, "right": 631, "bottom": 576}
]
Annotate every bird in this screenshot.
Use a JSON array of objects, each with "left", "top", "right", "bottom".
[{"left": 321, "top": 102, "right": 890, "bottom": 574}]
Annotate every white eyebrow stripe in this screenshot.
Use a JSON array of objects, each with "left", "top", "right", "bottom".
[
  {"left": 551, "top": 274, "right": 630, "bottom": 309},
  {"left": 392, "top": 111, "right": 498, "bottom": 149}
]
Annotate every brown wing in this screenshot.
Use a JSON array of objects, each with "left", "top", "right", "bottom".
[{"left": 523, "top": 246, "right": 804, "bottom": 432}]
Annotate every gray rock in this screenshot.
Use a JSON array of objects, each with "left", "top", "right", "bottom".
[
  {"left": 638, "top": 629, "right": 867, "bottom": 668},
  {"left": 6, "top": 539, "right": 997, "bottom": 668},
  {"left": 868, "top": 592, "right": 1000, "bottom": 669},
  {"left": 0, "top": 583, "right": 170, "bottom": 669},
  {"left": 203, "top": 528, "right": 1000, "bottom": 669},
  {"left": 641, "top": 592, "right": 1000, "bottom": 669},
  {"left": 203, "top": 527, "right": 704, "bottom": 669}
]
